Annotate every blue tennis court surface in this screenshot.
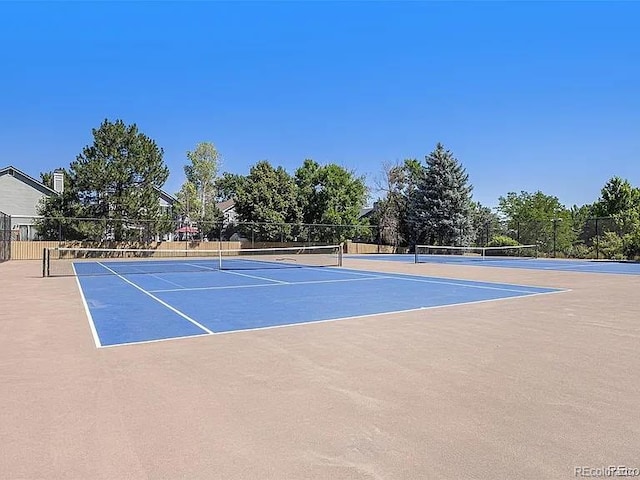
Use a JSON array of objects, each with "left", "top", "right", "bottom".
[
  {"left": 74, "top": 263, "right": 563, "bottom": 348},
  {"left": 348, "top": 254, "right": 640, "bottom": 275}
]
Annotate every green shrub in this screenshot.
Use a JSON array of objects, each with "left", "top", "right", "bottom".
[
  {"left": 487, "top": 235, "right": 520, "bottom": 247},
  {"left": 599, "top": 231, "right": 625, "bottom": 260},
  {"left": 565, "top": 243, "right": 593, "bottom": 259},
  {"left": 622, "top": 231, "right": 640, "bottom": 260}
]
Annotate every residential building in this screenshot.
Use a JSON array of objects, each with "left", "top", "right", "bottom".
[
  {"left": 216, "top": 199, "right": 237, "bottom": 225},
  {"left": 0, "top": 166, "right": 60, "bottom": 240},
  {"left": 0, "top": 165, "right": 177, "bottom": 240}
]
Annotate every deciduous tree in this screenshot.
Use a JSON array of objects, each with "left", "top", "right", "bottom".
[
  {"left": 294, "top": 159, "right": 368, "bottom": 242},
  {"left": 497, "top": 191, "right": 572, "bottom": 255},
  {"left": 235, "top": 161, "right": 302, "bottom": 241}
]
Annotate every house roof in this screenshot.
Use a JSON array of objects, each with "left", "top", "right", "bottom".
[
  {"left": 216, "top": 199, "right": 235, "bottom": 212},
  {"left": 0, "top": 165, "right": 177, "bottom": 203},
  {"left": 154, "top": 186, "right": 177, "bottom": 204},
  {"left": 0, "top": 165, "right": 58, "bottom": 196},
  {"left": 359, "top": 207, "right": 375, "bottom": 218}
]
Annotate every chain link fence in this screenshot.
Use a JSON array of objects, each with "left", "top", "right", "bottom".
[
  {"left": 0, "top": 211, "right": 11, "bottom": 262},
  {"left": 23, "top": 216, "right": 383, "bottom": 248},
  {"left": 476, "top": 216, "right": 628, "bottom": 259},
  {"left": 10, "top": 214, "right": 636, "bottom": 260}
]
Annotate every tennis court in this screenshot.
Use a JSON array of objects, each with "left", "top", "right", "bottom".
[
  {"left": 350, "top": 251, "right": 640, "bottom": 275},
  {"left": 58, "top": 245, "right": 562, "bottom": 347}
]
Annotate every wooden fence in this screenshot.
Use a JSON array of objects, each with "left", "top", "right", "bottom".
[
  {"left": 342, "top": 242, "right": 407, "bottom": 254},
  {"left": 12, "top": 240, "right": 404, "bottom": 260},
  {"left": 11, "top": 241, "right": 243, "bottom": 260},
  {"left": 11, "top": 240, "right": 344, "bottom": 260}
]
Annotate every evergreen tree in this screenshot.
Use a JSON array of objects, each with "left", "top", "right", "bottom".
[
  {"left": 38, "top": 119, "right": 169, "bottom": 241},
  {"left": 408, "top": 143, "right": 474, "bottom": 246},
  {"left": 36, "top": 169, "right": 84, "bottom": 240}
]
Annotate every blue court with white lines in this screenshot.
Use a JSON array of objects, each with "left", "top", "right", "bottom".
[
  {"left": 348, "top": 254, "right": 640, "bottom": 275},
  {"left": 74, "top": 263, "right": 563, "bottom": 348}
]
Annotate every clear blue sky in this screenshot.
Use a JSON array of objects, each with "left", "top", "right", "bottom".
[{"left": 1, "top": 1, "right": 638, "bottom": 209}]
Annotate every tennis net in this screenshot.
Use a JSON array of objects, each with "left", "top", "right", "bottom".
[
  {"left": 44, "top": 244, "right": 343, "bottom": 277},
  {"left": 414, "top": 244, "right": 538, "bottom": 263}
]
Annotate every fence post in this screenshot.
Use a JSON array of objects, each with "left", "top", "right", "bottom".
[
  {"left": 595, "top": 217, "right": 599, "bottom": 259},
  {"left": 552, "top": 218, "right": 562, "bottom": 258}
]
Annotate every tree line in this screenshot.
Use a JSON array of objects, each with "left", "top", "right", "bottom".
[
  {"left": 36, "top": 119, "right": 369, "bottom": 244},
  {"left": 374, "top": 152, "right": 640, "bottom": 259},
  {"left": 35, "top": 118, "right": 640, "bottom": 259}
]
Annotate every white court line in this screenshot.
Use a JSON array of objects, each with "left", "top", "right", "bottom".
[
  {"left": 215, "top": 288, "right": 570, "bottom": 337},
  {"left": 182, "top": 261, "right": 289, "bottom": 284},
  {"left": 185, "top": 263, "right": 552, "bottom": 295},
  {"left": 220, "top": 269, "right": 289, "bottom": 284},
  {"left": 409, "top": 257, "right": 639, "bottom": 275},
  {"left": 96, "top": 262, "right": 215, "bottom": 336},
  {"left": 72, "top": 263, "right": 102, "bottom": 348},
  {"left": 148, "top": 275, "right": 385, "bottom": 293},
  {"left": 307, "top": 266, "right": 549, "bottom": 294},
  {"left": 335, "top": 264, "right": 567, "bottom": 291},
  {"left": 99, "top": 288, "right": 570, "bottom": 348},
  {"left": 182, "top": 262, "right": 219, "bottom": 271},
  {"left": 119, "top": 264, "right": 187, "bottom": 288},
  {"left": 98, "top": 332, "right": 211, "bottom": 349},
  {"left": 377, "top": 274, "right": 545, "bottom": 294},
  {"left": 167, "top": 262, "right": 554, "bottom": 294},
  {"left": 146, "top": 273, "right": 186, "bottom": 288},
  {"left": 538, "top": 263, "right": 607, "bottom": 270}
]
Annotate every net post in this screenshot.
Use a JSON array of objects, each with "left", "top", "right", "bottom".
[
  {"left": 46, "top": 248, "right": 51, "bottom": 277},
  {"left": 414, "top": 246, "right": 418, "bottom": 264},
  {"left": 338, "top": 243, "right": 343, "bottom": 267},
  {"left": 42, "top": 248, "right": 46, "bottom": 277},
  {"left": 218, "top": 248, "right": 223, "bottom": 270}
]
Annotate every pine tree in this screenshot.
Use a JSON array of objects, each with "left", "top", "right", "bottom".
[
  {"left": 42, "top": 119, "right": 170, "bottom": 241},
  {"left": 408, "top": 143, "right": 474, "bottom": 246}
]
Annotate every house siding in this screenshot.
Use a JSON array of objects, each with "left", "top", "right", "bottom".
[{"left": 0, "top": 174, "right": 49, "bottom": 218}]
